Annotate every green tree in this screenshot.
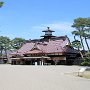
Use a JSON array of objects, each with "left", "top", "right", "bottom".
[
  {"left": 0, "top": 1, "right": 4, "bottom": 7},
  {"left": 72, "top": 17, "right": 90, "bottom": 51},
  {"left": 0, "top": 36, "right": 11, "bottom": 59},
  {"left": 71, "top": 40, "right": 82, "bottom": 51},
  {"left": 80, "top": 30, "right": 90, "bottom": 50},
  {"left": 81, "top": 51, "right": 90, "bottom": 66},
  {"left": 11, "top": 38, "right": 26, "bottom": 50}
]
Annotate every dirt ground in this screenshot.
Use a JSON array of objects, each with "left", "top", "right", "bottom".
[{"left": 0, "top": 65, "right": 90, "bottom": 90}]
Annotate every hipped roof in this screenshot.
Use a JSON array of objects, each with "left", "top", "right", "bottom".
[{"left": 11, "top": 37, "right": 78, "bottom": 56}]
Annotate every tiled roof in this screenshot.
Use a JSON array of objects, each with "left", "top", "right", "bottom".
[
  {"left": 63, "top": 45, "right": 79, "bottom": 53},
  {"left": 11, "top": 37, "right": 71, "bottom": 55},
  {"left": 26, "top": 50, "right": 44, "bottom": 54}
]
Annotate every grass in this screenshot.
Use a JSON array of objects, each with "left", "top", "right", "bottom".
[
  {"left": 66, "top": 71, "right": 90, "bottom": 79},
  {"left": 82, "top": 71, "right": 90, "bottom": 79}
]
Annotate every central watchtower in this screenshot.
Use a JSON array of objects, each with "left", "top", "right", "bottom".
[{"left": 41, "top": 27, "right": 55, "bottom": 39}]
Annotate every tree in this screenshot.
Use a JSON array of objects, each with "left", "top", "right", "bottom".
[
  {"left": 0, "top": 36, "right": 11, "bottom": 60},
  {"left": 80, "top": 30, "right": 90, "bottom": 50},
  {"left": 72, "top": 17, "right": 90, "bottom": 51},
  {"left": 11, "top": 38, "right": 26, "bottom": 50},
  {"left": 0, "top": 1, "right": 4, "bottom": 8},
  {"left": 81, "top": 51, "right": 90, "bottom": 66},
  {"left": 71, "top": 40, "right": 82, "bottom": 51}
]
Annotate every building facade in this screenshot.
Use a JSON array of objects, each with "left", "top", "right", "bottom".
[{"left": 11, "top": 27, "right": 81, "bottom": 65}]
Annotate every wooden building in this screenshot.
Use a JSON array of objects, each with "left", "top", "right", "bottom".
[{"left": 11, "top": 27, "right": 81, "bottom": 65}]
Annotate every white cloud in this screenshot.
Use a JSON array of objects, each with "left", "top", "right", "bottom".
[
  {"left": 47, "top": 22, "right": 73, "bottom": 31},
  {"left": 32, "top": 22, "right": 73, "bottom": 31}
]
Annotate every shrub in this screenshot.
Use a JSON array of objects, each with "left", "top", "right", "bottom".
[{"left": 81, "top": 62, "right": 90, "bottom": 66}]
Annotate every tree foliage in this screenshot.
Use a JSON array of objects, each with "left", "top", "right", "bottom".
[
  {"left": 72, "top": 17, "right": 90, "bottom": 66},
  {"left": 0, "top": 1, "right": 4, "bottom": 8},
  {"left": 0, "top": 36, "right": 11, "bottom": 57},
  {"left": 72, "top": 17, "right": 90, "bottom": 51},
  {"left": 11, "top": 38, "right": 26, "bottom": 50},
  {"left": 71, "top": 40, "right": 82, "bottom": 50},
  {"left": 81, "top": 51, "right": 90, "bottom": 66},
  {"left": 0, "top": 36, "right": 26, "bottom": 60},
  {"left": 0, "top": 36, "right": 11, "bottom": 50}
]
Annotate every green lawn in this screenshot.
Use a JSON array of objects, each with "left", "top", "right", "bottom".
[{"left": 82, "top": 71, "right": 90, "bottom": 79}]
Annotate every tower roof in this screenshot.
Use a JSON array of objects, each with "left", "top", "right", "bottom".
[
  {"left": 41, "top": 27, "right": 55, "bottom": 38},
  {"left": 42, "top": 27, "right": 55, "bottom": 32}
]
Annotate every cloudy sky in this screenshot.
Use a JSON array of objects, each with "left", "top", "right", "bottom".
[{"left": 0, "top": 0, "right": 90, "bottom": 47}]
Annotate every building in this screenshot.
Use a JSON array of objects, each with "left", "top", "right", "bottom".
[{"left": 11, "top": 27, "right": 81, "bottom": 65}]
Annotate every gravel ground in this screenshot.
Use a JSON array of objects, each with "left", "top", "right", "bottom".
[{"left": 0, "top": 65, "right": 90, "bottom": 90}]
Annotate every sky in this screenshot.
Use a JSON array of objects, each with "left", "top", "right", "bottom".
[{"left": 0, "top": 0, "right": 90, "bottom": 49}]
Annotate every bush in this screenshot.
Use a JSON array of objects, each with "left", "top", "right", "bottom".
[
  {"left": 81, "top": 62, "right": 90, "bottom": 66},
  {"left": 81, "top": 51, "right": 90, "bottom": 66}
]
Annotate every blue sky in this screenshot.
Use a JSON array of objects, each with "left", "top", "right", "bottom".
[{"left": 0, "top": 0, "right": 90, "bottom": 44}]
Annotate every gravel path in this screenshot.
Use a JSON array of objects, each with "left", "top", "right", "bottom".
[{"left": 0, "top": 65, "right": 90, "bottom": 90}]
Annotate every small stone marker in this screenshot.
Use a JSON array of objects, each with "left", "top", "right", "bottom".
[
  {"left": 79, "top": 67, "right": 86, "bottom": 72},
  {"left": 78, "top": 67, "right": 86, "bottom": 76}
]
